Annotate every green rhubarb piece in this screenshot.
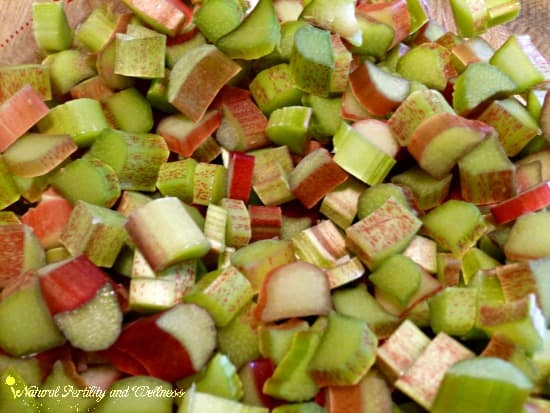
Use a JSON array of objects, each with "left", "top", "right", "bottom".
[
  {"left": 45, "top": 246, "right": 71, "bottom": 264},
  {"left": 397, "top": 43, "right": 453, "bottom": 91},
  {"left": 432, "top": 357, "right": 532, "bottom": 413},
  {"left": 258, "top": 319, "right": 310, "bottom": 364},
  {"left": 32, "top": 1, "right": 73, "bottom": 53},
  {"left": 357, "top": 183, "right": 411, "bottom": 220},
  {"left": 54, "top": 283, "right": 122, "bottom": 351},
  {"left": 49, "top": 157, "right": 121, "bottom": 207},
  {"left": 458, "top": 135, "right": 516, "bottom": 204},
  {"left": 146, "top": 70, "right": 178, "bottom": 114},
  {"left": 391, "top": 166, "right": 452, "bottom": 211},
  {"left": 217, "top": 302, "right": 261, "bottom": 369},
  {"left": 95, "top": 375, "right": 173, "bottom": 413},
  {"left": 291, "top": 220, "right": 347, "bottom": 269},
  {"left": 85, "top": 128, "right": 169, "bottom": 192},
  {"left": 449, "top": 0, "right": 488, "bottom": 37},
  {"left": 192, "top": 162, "right": 227, "bottom": 206},
  {"left": 263, "top": 330, "right": 320, "bottom": 402},
  {"left": 96, "top": 39, "right": 136, "bottom": 90},
  {"left": 452, "top": 62, "right": 516, "bottom": 116},
  {"left": 0, "top": 156, "right": 21, "bottom": 210},
  {"left": 370, "top": 254, "right": 423, "bottom": 308},
  {"left": 42, "top": 49, "right": 96, "bottom": 96},
  {"left": 477, "top": 97, "right": 541, "bottom": 157},
  {"left": 301, "top": 94, "right": 342, "bottom": 142},
  {"left": 429, "top": 287, "right": 478, "bottom": 337},
  {"left": 103, "top": 88, "right": 154, "bottom": 133},
  {"left": 40, "top": 360, "right": 97, "bottom": 413},
  {"left": 422, "top": 200, "right": 487, "bottom": 257},
  {"left": 490, "top": 34, "right": 548, "bottom": 92},
  {"left": 193, "top": 0, "right": 244, "bottom": 43},
  {"left": 216, "top": 0, "right": 281, "bottom": 60},
  {"left": 60, "top": 200, "right": 127, "bottom": 267},
  {"left": 0, "top": 64, "right": 51, "bottom": 103},
  {"left": 351, "top": 15, "right": 394, "bottom": 60},
  {"left": 290, "top": 24, "right": 333, "bottom": 97},
  {"left": 332, "top": 283, "right": 400, "bottom": 339},
  {"left": 504, "top": 212, "right": 550, "bottom": 262},
  {"left": 179, "top": 385, "right": 268, "bottom": 413},
  {"left": 204, "top": 203, "right": 228, "bottom": 254},
  {"left": 527, "top": 257, "right": 550, "bottom": 325},
  {"left": 346, "top": 197, "right": 422, "bottom": 270},
  {"left": 117, "top": 190, "right": 153, "bottom": 217},
  {"left": 451, "top": 36, "right": 495, "bottom": 73},
  {"left": 407, "top": 0, "right": 430, "bottom": 34},
  {"left": 320, "top": 177, "right": 366, "bottom": 229},
  {"left": 461, "top": 247, "right": 500, "bottom": 285},
  {"left": 194, "top": 353, "right": 243, "bottom": 400},
  {"left": 37, "top": 98, "right": 109, "bottom": 147},
  {"left": 276, "top": 20, "right": 309, "bottom": 61},
  {"left": 486, "top": 0, "right": 521, "bottom": 27},
  {"left": 114, "top": 31, "right": 166, "bottom": 79},
  {"left": 249, "top": 63, "right": 304, "bottom": 115},
  {"left": 75, "top": 6, "right": 117, "bottom": 52},
  {"left": 333, "top": 122, "right": 396, "bottom": 186},
  {"left": 272, "top": 403, "right": 325, "bottom": 413},
  {"left": 0, "top": 278, "right": 65, "bottom": 356},
  {"left": 156, "top": 158, "right": 197, "bottom": 204},
  {"left": 184, "top": 266, "right": 254, "bottom": 327},
  {"left": 526, "top": 89, "right": 546, "bottom": 122},
  {"left": 221, "top": 198, "right": 251, "bottom": 248},
  {"left": 309, "top": 311, "right": 378, "bottom": 386},
  {"left": 266, "top": 106, "right": 311, "bottom": 155},
  {"left": 0, "top": 368, "right": 39, "bottom": 413},
  {"left": 120, "top": 0, "right": 187, "bottom": 36},
  {"left": 299, "top": 0, "right": 362, "bottom": 46}
]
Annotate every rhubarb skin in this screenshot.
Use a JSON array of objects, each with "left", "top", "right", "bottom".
[
  {"left": 490, "top": 181, "right": 550, "bottom": 225},
  {"left": 21, "top": 188, "right": 73, "bottom": 249},
  {"left": 38, "top": 255, "right": 109, "bottom": 316},
  {"left": 0, "top": 85, "right": 49, "bottom": 152},
  {"left": 0, "top": 224, "right": 44, "bottom": 287},
  {"left": 227, "top": 151, "right": 255, "bottom": 202},
  {"left": 356, "top": 0, "right": 411, "bottom": 48}
]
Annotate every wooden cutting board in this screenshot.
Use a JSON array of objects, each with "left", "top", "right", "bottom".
[{"left": 0, "top": 0, "right": 548, "bottom": 65}]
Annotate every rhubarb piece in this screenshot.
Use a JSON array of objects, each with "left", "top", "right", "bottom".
[
  {"left": 258, "top": 319, "right": 310, "bottom": 364},
  {"left": 309, "top": 311, "right": 378, "bottom": 386},
  {"left": 266, "top": 106, "right": 311, "bottom": 155},
  {"left": 32, "top": 1, "right": 73, "bottom": 53},
  {"left": 230, "top": 239, "right": 296, "bottom": 292},
  {"left": 221, "top": 198, "right": 252, "bottom": 248},
  {"left": 503, "top": 211, "right": 550, "bottom": 262},
  {"left": 302, "top": 94, "right": 342, "bottom": 142},
  {"left": 0, "top": 211, "right": 20, "bottom": 225},
  {"left": 320, "top": 178, "right": 365, "bottom": 230},
  {"left": 452, "top": 62, "right": 516, "bottom": 116},
  {"left": 2, "top": 133, "right": 76, "bottom": 178},
  {"left": 460, "top": 247, "right": 500, "bottom": 285},
  {"left": 290, "top": 24, "right": 334, "bottom": 97},
  {"left": 203, "top": 203, "right": 228, "bottom": 255},
  {"left": 0, "top": 85, "right": 50, "bottom": 153},
  {"left": 146, "top": 71, "right": 178, "bottom": 114},
  {"left": 86, "top": 128, "right": 169, "bottom": 192},
  {"left": 350, "top": 14, "right": 395, "bottom": 61},
  {"left": 49, "top": 157, "right": 121, "bottom": 208},
  {"left": 357, "top": 183, "right": 411, "bottom": 220},
  {"left": 94, "top": 375, "right": 173, "bottom": 413},
  {"left": 346, "top": 197, "right": 422, "bottom": 270},
  {"left": 156, "top": 158, "right": 197, "bottom": 203},
  {"left": 428, "top": 287, "right": 478, "bottom": 337},
  {"left": 126, "top": 197, "right": 210, "bottom": 271},
  {"left": 120, "top": 0, "right": 188, "bottom": 36},
  {"left": 333, "top": 122, "right": 396, "bottom": 186},
  {"left": 289, "top": 147, "right": 349, "bottom": 209},
  {"left": 449, "top": 0, "right": 488, "bottom": 37},
  {"left": 352, "top": 118, "right": 401, "bottom": 159},
  {"left": 37, "top": 98, "right": 109, "bottom": 147},
  {"left": 0, "top": 64, "right": 51, "bottom": 103},
  {"left": 167, "top": 44, "right": 242, "bottom": 122},
  {"left": 292, "top": 220, "right": 348, "bottom": 269},
  {"left": 249, "top": 205, "right": 282, "bottom": 241},
  {"left": 407, "top": 112, "right": 496, "bottom": 179},
  {"left": 129, "top": 276, "right": 180, "bottom": 313},
  {"left": 216, "top": 0, "right": 281, "bottom": 60},
  {"left": 42, "top": 49, "right": 96, "bottom": 97},
  {"left": 254, "top": 261, "right": 332, "bottom": 323},
  {"left": 180, "top": 384, "right": 269, "bottom": 412},
  {"left": 263, "top": 330, "right": 320, "bottom": 402},
  {"left": 96, "top": 39, "right": 135, "bottom": 90},
  {"left": 0, "top": 224, "right": 42, "bottom": 284},
  {"left": 451, "top": 36, "right": 495, "bottom": 72},
  {"left": 391, "top": 167, "right": 451, "bottom": 211},
  {"left": 190, "top": 352, "right": 243, "bottom": 400},
  {"left": 215, "top": 97, "right": 270, "bottom": 151},
  {"left": 458, "top": 134, "right": 517, "bottom": 204},
  {"left": 0, "top": 275, "right": 65, "bottom": 356},
  {"left": 370, "top": 254, "right": 423, "bottom": 308},
  {"left": 60, "top": 200, "right": 127, "bottom": 268},
  {"left": 432, "top": 357, "right": 532, "bottom": 413},
  {"left": 103, "top": 88, "right": 154, "bottom": 133},
  {"left": 397, "top": 43, "right": 456, "bottom": 91},
  {"left": 299, "top": 0, "right": 362, "bottom": 46},
  {"left": 114, "top": 26, "right": 166, "bottom": 79},
  {"left": 75, "top": 6, "right": 117, "bottom": 52},
  {"left": 192, "top": 162, "right": 227, "bottom": 206},
  {"left": 185, "top": 265, "right": 254, "bottom": 327},
  {"left": 249, "top": 63, "right": 304, "bottom": 115},
  {"left": 356, "top": 0, "right": 411, "bottom": 48},
  {"left": 224, "top": 149, "right": 254, "bottom": 199},
  {"left": 490, "top": 34, "right": 549, "bottom": 92},
  {"left": 376, "top": 319, "right": 431, "bottom": 382},
  {"left": 394, "top": 332, "right": 475, "bottom": 410},
  {"left": 349, "top": 60, "right": 410, "bottom": 116},
  {"left": 193, "top": 0, "right": 244, "bottom": 43},
  {"left": 70, "top": 75, "right": 114, "bottom": 100},
  {"left": 477, "top": 97, "right": 541, "bottom": 157},
  {"left": 157, "top": 110, "right": 221, "bottom": 157}
]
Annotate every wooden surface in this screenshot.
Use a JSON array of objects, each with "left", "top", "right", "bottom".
[{"left": 0, "top": 0, "right": 548, "bottom": 65}]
